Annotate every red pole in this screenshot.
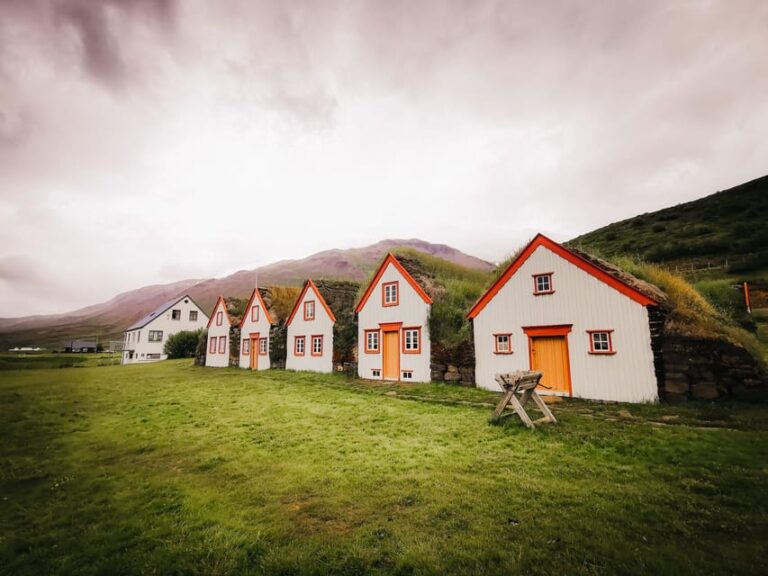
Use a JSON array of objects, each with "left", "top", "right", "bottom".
[{"left": 744, "top": 281, "right": 752, "bottom": 314}]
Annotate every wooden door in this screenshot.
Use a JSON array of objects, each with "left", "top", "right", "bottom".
[
  {"left": 530, "top": 336, "right": 571, "bottom": 394},
  {"left": 250, "top": 337, "right": 258, "bottom": 370},
  {"left": 382, "top": 330, "right": 400, "bottom": 380}
]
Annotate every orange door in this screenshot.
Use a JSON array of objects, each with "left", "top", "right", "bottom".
[
  {"left": 382, "top": 330, "right": 400, "bottom": 380},
  {"left": 250, "top": 337, "right": 258, "bottom": 370},
  {"left": 530, "top": 336, "right": 571, "bottom": 394}
]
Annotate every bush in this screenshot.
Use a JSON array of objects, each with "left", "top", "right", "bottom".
[
  {"left": 695, "top": 280, "right": 749, "bottom": 324},
  {"left": 164, "top": 329, "right": 203, "bottom": 359}
]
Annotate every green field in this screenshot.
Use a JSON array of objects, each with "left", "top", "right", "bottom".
[{"left": 2, "top": 361, "right": 767, "bottom": 575}]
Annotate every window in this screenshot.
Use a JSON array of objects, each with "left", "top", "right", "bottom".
[
  {"left": 382, "top": 281, "right": 399, "bottom": 306},
  {"left": 216, "top": 311, "right": 223, "bottom": 326},
  {"left": 148, "top": 330, "right": 163, "bottom": 342},
  {"left": 311, "top": 335, "right": 323, "bottom": 356},
  {"left": 294, "top": 336, "right": 306, "bottom": 356},
  {"left": 259, "top": 338, "right": 268, "bottom": 355},
  {"left": 172, "top": 309, "right": 181, "bottom": 320},
  {"left": 402, "top": 327, "right": 421, "bottom": 353},
  {"left": 209, "top": 337, "right": 217, "bottom": 354},
  {"left": 364, "top": 329, "right": 380, "bottom": 353},
  {"left": 218, "top": 336, "right": 226, "bottom": 354},
  {"left": 402, "top": 370, "right": 413, "bottom": 380},
  {"left": 588, "top": 330, "right": 615, "bottom": 354},
  {"left": 372, "top": 369, "right": 381, "bottom": 377},
  {"left": 304, "top": 301, "right": 315, "bottom": 321},
  {"left": 533, "top": 273, "right": 554, "bottom": 295},
  {"left": 242, "top": 339, "right": 250, "bottom": 355},
  {"left": 189, "top": 310, "right": 198, "bottom": 322},
  {"left": 494, "top": 333, "right": 512, "bottom": 354},
  {"left": 251, "top": 306, "right": 260, "bottom": 322},
  {"left": 146, "top": 353, "right": 161, "bottom": 360}
]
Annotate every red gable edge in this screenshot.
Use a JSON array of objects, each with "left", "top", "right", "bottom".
[
  {"left": 238, "top": 288, "right": 274, "bottom": 328},
  {"left": 285, "top": 279, "right": 337, "bottom": 327},
  {"left": 206, "top": 296, "right": 232, "bottom": 329},
  {"left": 354, "top": 253, "right": 433, "bottom": 314}
]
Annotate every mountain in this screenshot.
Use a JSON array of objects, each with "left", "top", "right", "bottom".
[
  {"left": 0, "top": 239, "right": 493, "bottom": 349},
  {"left": 568, "top": 174, "right": 768, "bottom": 276}
]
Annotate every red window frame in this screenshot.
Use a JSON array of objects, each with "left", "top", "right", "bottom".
[
  {"left": 493, "top": 333, "right": 513, "bottom": 354},
  {"left": 533, "top": 272, "right": 555, "bottom": 295},
  {"left": 587, "top": 330, "right": 615, "bottom": 355},
  {"left": 311, "top": 335, "right": 323, "bottom": 356},
  {"left": 364, "top": 329, "right": 380, "bottom": 354},
  {"left": 251, "top": 305, "right": 260, "bottom": 322},
  {"left": 304, "top": 300, "right": 315, "bottom": 321},
  {"left": 401, "top": 326, "right": 421, "bottom": 354},
  {"left": 294, "top": 336, "right": 306, "bottom": 356},
  {"left": 216, "top": 311, "right": 223, "bottom": 326},
  {"left": 209, "top": 336, "right": 217, "bottom": 354},
  {"left": 242, "top": 338, "right": 250, "bottom": 355},
  {"left": 382, "top": 281, "right": 399, "bottom": 307},
  {"left": 259, "top": 338, "right": 268, "bottom": 356},
  {"left": 218, "top": 336, "right": 226, "bottom": 354}
]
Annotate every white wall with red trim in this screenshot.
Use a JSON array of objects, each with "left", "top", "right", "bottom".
[
  {"left": 286, "top": 284, "right": 334, "bottom": 373},
  {"left": 205, "top": 298, "right": 231, "bottom": 368},
  {"left": 238, "top": 290, "right": 273, "bottom": 370},
  {"left": 357, "top": 261, "right": 431, "bottom": 382},
  {"left": 472, "top": 245, "right": 658, "bottom": 402}
]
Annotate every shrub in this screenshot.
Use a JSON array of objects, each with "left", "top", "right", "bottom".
[{"left": 164, "top": 329, "right": 203, "bottom": 359}]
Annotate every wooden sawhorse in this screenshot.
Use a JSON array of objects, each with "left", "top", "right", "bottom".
[{"left": 490, "top": 371, "right": 557, "bottom": 429}]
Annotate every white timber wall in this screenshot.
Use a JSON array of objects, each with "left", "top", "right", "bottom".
[
  {"left": 122, "top": 298, "right": 208, "bottom": 364},
  {"left": 286, "top": 287, "right": 334, "bottom": 373},
  {"left": 357, "top": 262, "right": 431, "bottom": 382},
  {"left": 238, "top": 297, "right": 272, "bottom": 370},
  {"left": 205, "top": 300, "right": 231, "bottom": 368},
  {"left": 473, "top": 245, "right": 658, "bottom": 403}
]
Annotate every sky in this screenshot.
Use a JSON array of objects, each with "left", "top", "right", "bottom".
[{"left": 1, "top": 0, "right": 767, "bottom": 317}]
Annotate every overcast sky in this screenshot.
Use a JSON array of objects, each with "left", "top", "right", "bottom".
[{"left": 1, "top": 0, "right": 767, "bottom": 317}]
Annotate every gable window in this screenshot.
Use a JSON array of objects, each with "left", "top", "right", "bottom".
[
  {"left": 242, "top": 339, "right": 250, "bottom": 355},
  {"left": 494, "top": 333, "right": 512, "bottom": 354},
  {"left": 209, "top": 337, "right": 217, "bottom": 354},
  {"left": 251, "top": 305, "right": 260, "bottom": 322},
  {"left": 189, "top": 310, "right": 198, "bottom": 322},
  {"left": 304, "top": 301, "right": 315, "bottom": 321},
  {"left": 402, "top": 327, "right": 421, "bottom": 354},
  {"left": 364, "top": 329, "right": 380, "bottom": 353},
  {"left": 172, "top": 309, "right": 181, "bottom": 320},
  {"left": 216, "top": 311, "right": 223, "bottom": 326},
  {"left": 533, "top": 273, "right": 554, "bottom": 295},
  {"left": 311, "top": 335, "right": 323, "bottom": 356},
  {"left": 294, "top": 336, "right": 306, "bottom": 356},
  {"left": 148, "top": 330, "right": 163, "bottom": 342},
  {"left": 218, "top": 336, "right": 226, "bottom": 354},
  {"left": 259, "top": 338, "right": 268, "bottom": 355},
  {"left": 588, "top": 330, "right": 615, "bottom": 354},
  {"left": 382, "top": 281, "right": 399, "bottom": 307}
]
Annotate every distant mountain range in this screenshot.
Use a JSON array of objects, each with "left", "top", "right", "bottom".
[{"left": 0, "top": 239, "right": 493, "bottom": 349}]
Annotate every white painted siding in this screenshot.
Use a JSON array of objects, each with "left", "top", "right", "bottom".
[
  {"left": 357, "top": 262, "right": 431, "bottom": 382},
  {"left": 238, "top": 293, "right": 272, "bottom": 370},
  {"left": 286, "top": 286, "right": 334, "bottom": 373},
  {"left": 473, "top": 245, "right": 658, "bottom": 403},
  {"left": 205, "top": 300, "right": 231, "bottom": 368},
  {"left": 122, "top": 297, "right": 208, "bottom": 364}
]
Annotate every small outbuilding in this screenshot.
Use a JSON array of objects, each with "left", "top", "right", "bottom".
[
  {"left": 468, "top": 234, "right": 665, "bottom": 403},
  {"left": 285, "top": 279, "right": 336, "bottom": 373},
  {"left": 205, "top": 296, "right": 234, "bottom": 368},
  {"left": 238, "top": 288, "right": 274, "bottom": 370},
  {"left": 64, "top": 340, "right": 97, "bottom": 353}
]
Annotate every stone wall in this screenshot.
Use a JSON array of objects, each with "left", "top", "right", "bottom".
[
  {"left": 430, "top": 340, "right": 475, "bottom": 386},
  {"left": 661, "top": 336, "right": 768, "bottom": 401}
]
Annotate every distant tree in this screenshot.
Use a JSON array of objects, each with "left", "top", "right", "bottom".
[{"left": 164, "top": 329, "right": 202, "bottom": 359}]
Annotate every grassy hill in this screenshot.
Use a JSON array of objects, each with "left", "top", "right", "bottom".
[{"left": 569, "top": 174, "right": 768, "bottom": 277}]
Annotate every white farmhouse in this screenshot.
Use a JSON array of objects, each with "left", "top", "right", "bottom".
[
  {"left": 285, "top": 279, "right": 336, "bottom": 373},
  {"left": 205, "top": 296, "right": 234, "bottom": 368},
  {"left": 122, "top": 294, "right": 208, "bottom": 364},
  {"left": 238, "top": 288, "right": 274, "bottom": 370},
  {"left": 355, "top": 253, "right": 433, "bottom": 382},
  {"left": 468, "top": 234, "right": 665, "bottom": 403}
]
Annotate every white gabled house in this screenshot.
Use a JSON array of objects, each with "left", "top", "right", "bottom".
[
  {"left": 355, "top": 253, "right": 433, "bottom": 382},
  {"left": 468, "top": 234, "right": 665, "bottom": 403},
  {"left": 238, "top": 288, "right": 274, "bottom": 370},
  {"left": 205, "top": 296, "right": 233, "bottom": 368},
  {"left": 122, "top": 294, "right": 208, "bottom": 364},
  {"left": 285, "top": 279, "right": 336, "bottom": 373}
]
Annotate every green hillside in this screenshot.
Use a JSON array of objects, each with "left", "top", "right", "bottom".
[{"left": 569, "top": 174, "right": 768, "bottom": 277}]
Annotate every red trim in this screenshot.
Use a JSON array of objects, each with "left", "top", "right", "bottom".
[
  {"left": 251, "top": 305, "right": 260, "bottom": 323},
  {"left": 218, "top": 336, "right": 226, "bottom": 354},
  {"left": 242, "top": 339, "right": 249, "bottom": 355},
  {"left": 285, "top": 279, "right": 337, "bottom": 326},
  {"left": 216, "top": 311, "right": 223, "bottom": 326},
  {"left": 206, "top": 296, "right": 232, "bottom": 329},
  {"left": 382, "top": 281, "right": 399, "bottom": 307},
  {"left": 744, "top": 282, "right": 752, "bottom": 313},
  {"left": 259, "top": 338, "right": 268, "bottom": 356},
  {"left": 587, "top": 329, "right": 616, "bottom": 355},
  {"left": 354, "top": 253, "right": 432, "bottom": 313},
  {"left": 294, "top": 336, "right": 306, "bottom": 356},
  {"left": 209, "top": 336, "right": 217, "bottom": 354},
  {"left": 532, "top": 272, "right": 555, "bottom": 295},
  {"left": 239, "top": 289, "right": 274, "bottom": 328},
  {"left": 401, "top": 326, "right": 422, "bottom": 354},
  {"left": 364, "top": 329, "right": 380, "bottom": 354},
  {"left": 304, "top": 300, "right": 315, "bottom": 321},
  {"left": 525, "top": 326, "right": 573, "bottom": 396},
  {"left": 379, "top": 321, "right": 403, "bottom": 331},
  {"left": 523, "top": 324, "right": 573, "bottom": 337},
  {"left": 467, "top": 234, "right": 658, "bottom": 319},
  {"left": 311, "top": 334, "right": 323, "bottom": 356},
  {"left": 493, "top": 333, "right": 513, "bottom": 354}
]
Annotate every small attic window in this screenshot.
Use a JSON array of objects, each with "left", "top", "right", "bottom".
[
  {"left": 184, "top": 299, "right": 189, "bottom": 304},
  {"left": 533, "top": 273, "right": 554, "bottom": 295}
]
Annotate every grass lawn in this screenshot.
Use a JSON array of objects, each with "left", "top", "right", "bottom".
[{"left": 1, "top": 362, "right": 767, "bottom": 575}]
